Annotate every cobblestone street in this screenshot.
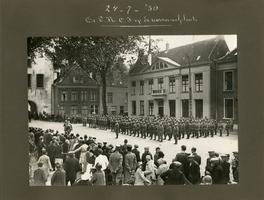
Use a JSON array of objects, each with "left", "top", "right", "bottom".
[{"left": 29, "top": 120, "right": 238, "bottom": 185}]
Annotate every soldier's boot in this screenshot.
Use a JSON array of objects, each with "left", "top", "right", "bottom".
[{"left": 174, "top": 136, "right": 178, "bottom": 144}]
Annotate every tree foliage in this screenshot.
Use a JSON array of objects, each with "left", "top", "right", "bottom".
[{"left": 27, "top": 36, "right": 160, "bottom": 115}]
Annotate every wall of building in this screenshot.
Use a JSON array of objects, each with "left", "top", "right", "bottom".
[
  {"left": 216, "top": 62, "right": 238, "bottom": 123},
  {"left": 28, "top": 57, "right": 56, "bottom": 114},
  {"left": 128, "top": 65, "right": 211, "bottom": 118},
  {"left": 99, "top": 86, "right": 128, "bottom": 115},
  {"left": 52, "top": 65, "right": 100, "bottom": 115}
]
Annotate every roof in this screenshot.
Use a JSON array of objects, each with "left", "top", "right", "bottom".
[
  {"left": 53, "top": 65, "right": 99, "bottom": 85},
  {"left": 217, "top": 48, "right": 237, "bottom": 62},
  {"left": 129, "top": 36, "right": 229, "bottom": 74}
]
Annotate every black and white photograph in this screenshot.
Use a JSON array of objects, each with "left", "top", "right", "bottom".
[{"left": 28, "top": 35, "right": 238, "bottom": 186}]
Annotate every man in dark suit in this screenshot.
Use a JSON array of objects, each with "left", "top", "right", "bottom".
[
  {"left": 108, "top": 146, "right": 123, "bottom": 185},
  {"left": 160, "top": 161, "right": 185, "bottom": 185},
  {"left": 174, "top": 145, "right": 188, "bottom": 175},
  {"left": 185, "top": 155, "right": 201, "bottom": 184},
  {"left": 46, "top": 140, "right": 56, "bottom": 170},
  {"left": 209, "top": 158, "right": 225, "bottom": 184},
  {"left": 220, "top": 154, "right": 230, "bottom": 184},
  {"left": 191, "top": 147, "right": 201, "bottom": 165},
  {"left": 64, "top": 153, "right": 81, "bottom": 186},
  {"left": 131, "top": 144, "right": 141, "bottom": 163},
  {"left": 141, "top": 147, "right": 153, "bottom": 171}
]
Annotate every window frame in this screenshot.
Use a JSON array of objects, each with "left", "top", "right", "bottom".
[
  {"left": 131, "top": 81, "right": 136, "bottom": 95},
  {"left": 71, "top": 91, "right": 78, "bottom": 101},
  {"left": 36, "top": 74, "right": 44, "bottom": 88},
  {"left": 28, "top": 74, "right": 31, "bottom": 88},
  {"left": 90, "top": 90, "right": 96, "bottom": 101},
  {"left": 158, "top": 77, "right": 164, "bottom": 90},
  {"left": 149, "top": 101, "right": 154, "bottom": 116},
  {"left": 195, "top": 73, "right": 203, "bottom": 92},
  {"left": 224, "top": 98, "right": 234, "bottom": 119},
  {"left": 61, "top": 91, "right": 68, "bottom": 101},
  {"left": 182, "top": 75, "right": 189, "bottom": 93},
  {"left": 140, "top": 101, "right": 144, "bottom": 116},
  {"left": 140, "top": 80, "right": 144, "bottom": 95},
  {"left": 132, "top": 101, "right": 136, "bottom": 115},
  {"left": 169, "top": 76, "right": 175, "bottom": 93},
  {"left": 223, "top": 70, "right": 234, "bottom": 91},
  {"left": 107, "top": 92, "right": 113, "bottom": 103},
  {"left": 148, "top": 79, "right": 153, "bottom": 94}
]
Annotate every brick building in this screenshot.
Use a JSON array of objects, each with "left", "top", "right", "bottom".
[
  {"left": 52, "top": 65, "right": 128, "bottom": 116},
  {"left": 215, "top": 48, "right": 238, "bottom": 124},
  {"left": 128, "top": 36, "right": 230, "bottom": 120}
]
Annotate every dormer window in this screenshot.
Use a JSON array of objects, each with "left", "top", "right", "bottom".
[
  {"left": 73, "top": 76, "right": 83, "bottom": 84},
  {"left": 151, "top": 62, "right": 168, "bottom": 71}
]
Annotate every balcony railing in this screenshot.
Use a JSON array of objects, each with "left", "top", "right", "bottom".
[{"left": 151, "top": 89, "right": 167, "bottom": 96}]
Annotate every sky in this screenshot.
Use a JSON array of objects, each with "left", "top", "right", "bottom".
[{"left": 150, "top": 35, "right": 237, "bottom": 52}]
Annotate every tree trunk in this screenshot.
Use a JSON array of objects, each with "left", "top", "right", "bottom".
[{"left": 101, "top": 68, "right": 108, "bottom": 116}]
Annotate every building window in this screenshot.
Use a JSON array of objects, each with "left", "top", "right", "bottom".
[
  {"left": 131, "top": 81, "right": 136, "bottom": 95},
  {"left": 182, "top": 75, "right": 189, "bottom": 93},
  {"left": 60, "top": 104, "right": 65, "bottom": 114},
  {"left": 82, "top": 105, "right": 88, "bottom": 115},
  {"left": 71, "top": 91, "right": 78, "bottom": 101},
  {"left": 148, "top": 79, "right": 153, "bottom": 94},
  {"left": 120, "top": 106, "right": 124, "bottom": 115},
  {"left": 28, "top": 74, "right": 31, "bottom": 88},
  {"left": 36, "top": 74, "right": 44, "bottom": 88},
  {"left": 132, "top": 101, "right": 136, "bottom": 115},
  {"left": 158, "top": 78, "right": 163, "bottom": 90},
  {"left": 73, "top": 76, "right": 83, "bottom": 84},
  {"left": 70, "top": 104, "right": 77, "bottom": 115},
  {"left": 140, "top": 101, "right": 144, "bottom": 115},
  {"left": 149, "top": 101, "right": 154, "bottom": 116},
  {"left": 151, "top": 62, "right": 169, "bottom": 70},
  {"left": 81, "top": 90, "right": 87, "bottom": 101},
  {"left": 61, "top": 91, "right": 68, "bottom": 101},
  {"left": 107, "top": 93, "right": 113, "bottom": 103},
  {"left": 140, "top": 80, "right": 144, "bottom": 95},
  {"left": 111, "top": 106, "right": 117, "bottom": 115},
  {"left": 224, "top": 99, "right": 234, "bottom": 118},
  {"left": 224, "top": 71, "right": 233, "bottom": 91},
  {"left": 169, "top": 77, "right": 175, "bottom": 93},
  {"left": 91, "top": 105, "right": 98, "bottom": 114},
  {"left": 195, "top": 73, "right": 203, "bottom": 92},
  {"left": 90, "top": 91, "right": 96, "bottom": 101}
]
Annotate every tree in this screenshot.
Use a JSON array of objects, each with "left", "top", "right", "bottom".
[{"left": 28, "top": 36, "right": 147, "bottom": 115}]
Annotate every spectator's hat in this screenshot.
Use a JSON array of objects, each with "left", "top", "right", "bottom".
[
  {"left": 173, "top": 161, "right": 182, "bottom": 167},
  {"left": 220, "top": 154, "right": 228, "bottom": 158},
  {"left": 55, "top": 162, "right": 62, "bottom": 168},
  {"left": 210, "top": 157, "right": 219, "bottom": 162},
  {"left": 137, "top": 161, "right": 143, "bottom": 167},
  {"left": 233, "top": 151, "right": 238, "bottom": 154},
  {"left": 103, "top": 142, "right": 107, "bottom": 144},
  {"left": 127, "top": 144, "right": 132, "bottom": 148},
  {"left": 202, "top": 175, "right": 212, "bottom": 185},
  {"left": 146, "top": 155, "right": 151, "bottom": 160},
  {"left": 81, "top": 172, "right": 90, "bottom": 181},
  {"left": 39, "top": 136, "right": 44, "bottom": 139},
  {"left": 208, "top": 151, "right": 215, "bottom": 154},
  {"left": 134, "top": 144, "right": 139, "bottom": 148},
  {"left": 93, "top": 137, "right": 96, "bottom": 140}
]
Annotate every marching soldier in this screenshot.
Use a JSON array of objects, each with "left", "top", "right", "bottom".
[
  {"left": 167, "top": 123, "right": 172, "bottom": 141},
  {"left": 218, "top": 121, "right": 224, "bottom": 136},
  {"left": 209, "top": 120, "right": 215, "bottom": 137},
  {"left": 172, "top": 122, "right": 179, "bottom": 144},
  {"left": 115, "top": 121, "right": 120, "bottom": 139},
  {"left": 225, "top": 121, "right": 230, "bottom": 136}
]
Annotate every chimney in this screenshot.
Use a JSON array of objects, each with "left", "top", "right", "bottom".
[
  {"left": 148, "top": 54, "right": 152, "bottom": 66},
  {"left": 166, "top": 42, "right": 169, "bottom": 52},
  {"left": 148, "top": 36, "right": 152, "bottom": 65}
]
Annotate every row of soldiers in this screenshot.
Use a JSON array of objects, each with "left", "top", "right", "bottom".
[{"left": 83, "top": 115, "right": 233, "bottom": 144}]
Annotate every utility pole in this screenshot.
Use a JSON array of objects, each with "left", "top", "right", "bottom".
[{"left": 184, "top": 53, "right": 192, "bottom": 118}]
